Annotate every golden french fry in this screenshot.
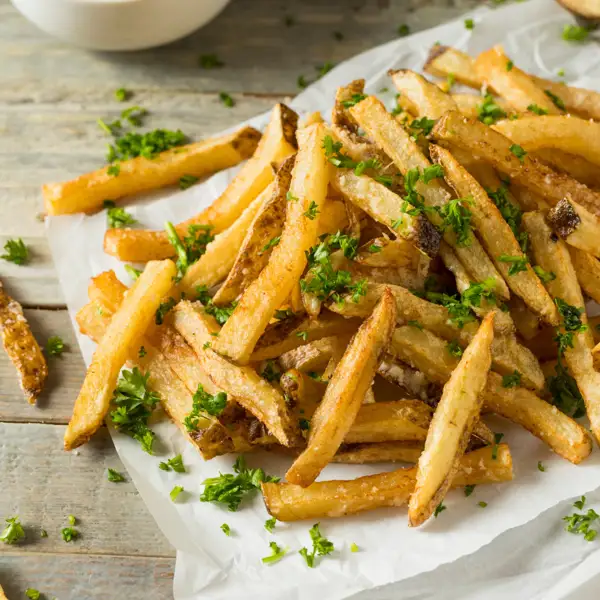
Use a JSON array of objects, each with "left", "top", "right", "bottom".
[
  {"left": 547, "top": 197, "right": 600, "bottom": 259},
  {"left": 64, "top": 259, "right": 177, "bottom": 450},
  {"left": 474, "top": 46, "right": 560, "bottom": 114},
  {"left": 522, "top": 210, "right": 600, "bottom": 444},
  {"left": 333, "top": 441, "right": 424, "bottom": 464},
  {"left": 508, "top": 296, "right": 541, "bottom": 341},
  {"left": 424, "top": 45, "right": 484, "bottom": 90},
  {"left": 0, "top": 279, "right": 47, "bottom": 403},
  {"left": 262, "top": 444, "right": 513, "bottom": 521},
  {"left": 278, "top": 335, "right": 350, "bottom": 373},
  {"left": 286, "top": 289, "right": 396, "bottom": 487},
  {"left": 409, "top": 313, "right": 494, "bottom": 526},
  {"left": 451, "top": 93, "right": 514, "bottom": 120},
  {"left": 214, "top": 123, "right": 331, "bottom": 364},
  {"left": 349, "top": 96, "right": 509, "bottom": 298},
  {"left": 534, "top": 148, "right": 600, "bottom": 190},
  {"left": 173, "top": 301, "right": 300, "bottom": 447},
  {"left": 43, "top": 126, "right": 261, "bottom": 216},
  {"left": 530, "top": 75, "right": 600, "bottom": 121},
  {"left": 431, "top": 111, "right": 600, "bottom": 217},
  {"left": 569, "top": 246, "right": 600, "bottom": 304},
  {"left": 212, "top": 156, "right": 293, "bottom": 305},
  {"left": 103, "top": 104, "right": 298, "bottom": 262},
  {"left": 431, "top": 144, "right": 558, "bottom": 324}
]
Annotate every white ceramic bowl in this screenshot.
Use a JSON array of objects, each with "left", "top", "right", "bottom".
[{"left": 11, "top": 0, "right": 232, "bottom": 51}]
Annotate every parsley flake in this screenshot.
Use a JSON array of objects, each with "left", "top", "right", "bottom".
[
  {"left": 159, "top": 454, "right": 186, "bottom": 473},
  {"left": 299, "top": 523, "right": 334, "bottom": 568},
  {"left": 221, "top": 523, "right": 231, "bottom": 536},
  {"left": 184, "top": 384, "right": 227, "bottom": 431},
  {"left": 219, "top": 92, "right": 235, "bottom": 108},
  {"left": 155, "top": 297, "right": 176, "bottom": 325},
  {"left": 125, "top": 265, "right": 142, "bottom": 280},
  {"left": 179, "top": 174, "right": 199, "bottom": 190},
  {"left": 533, "top": 265, "right": 556, "bottom": 283},
  {"left": 478, "top": 501, "right": 488, "bottom": 508},
  {"left": 303, "top": 200, "right": 320, "bottom": 220},
  {"left": 563, "top": 496, "right": 599, "bottom": 541},
  {"left": 0, "top": 516, "right": 25, "bottom": 544},
  {"left": 46, "top": 336, "right": 66, "bottom": 357},
  {"left": 265, "top": 517, "right": 277, "bottom": 533},
  {"left": 562, "top": 24, "right": 590, "bottom": 43},
  {"left": 61, "top": 527, "right": 79, "bottom": 542},
  {"left": 263, "top": 541, "right": 288, "bottom": 564},
  {"left": 138, "top": 346, "right": 146, "bottom": 358},
  {"left": 439, "top": 197, "right": 473, "bottom": 247},
  {"left": 477, "top": 94, "right": 507, "bottom": 125},
  {"left": 491, "top": 432, "right": 504, "bottom": 459},
  {"left": 107, "top": 163, "right": 120, "bottom": 177},
  {"left": 106, "top": 204, "right": 137, "bottom": 229},
  {"left": 260, "top": 236, "right": 281, "bottom": 254},
  {"left": 409, "top": 117, "right": 436, "bottom": 139},
  {"left": 447, "top": 339, "right": 464, "bottom": 358},
  {"left": 115, "top": 87, "right": 129, "bottom": 102},
  {"left": 350, "top": 542, "right": 359, "bottom": 552},
  {"left": 506, "top": 60, "right": 513, "bottom": 71},
  {"left": 538, "top": 461, "right": 546, "bottom": 472},
  {"left": 25, "top": 589, "right": 40, "bottom": 600},
  {"left": 195, "top": 285, "right": 237, "bottom": 325},
  {"left": 545, "top": 90, "right": 566, "bottom": 110},
  {"left": 107, "top": 468, "right": 126, "bottom": 482},
  {"left": 1, "top": 238, "right": 29, "bottom": 265},
  {"left": 527, "top": 104, "right": 548, "bottom": 115},
  {"left": 434, "top": 503, "right": 446, "bottom": 517},
  {"left": 502, "top": 370, "right": 521, "bottom": 388},
  {"left": 199, "top": 54, "right": 224, "bottom": 69},
  {"left": 398, "top": 24, "right": 410, "bottom": 37},
  {"left": 464, "top": 18, "right": 474, "bottom": 30},
  {"left": 407, "top": 320, "right": 423, "bottom": 330},
  {"left": 464, "top": 485, "right": 476, "bottom": 497},
  {"left": 498, "top": 254, "right": 528, "bottom": 275},
  {"left": 509, "top": 144, "right": 527, "bottom": 163},
  {"left": 341, "top": 93, "right": 367, "bottom": 108},
  {"left": 170, "top": 485, "right": 184, "bottom": 502}
]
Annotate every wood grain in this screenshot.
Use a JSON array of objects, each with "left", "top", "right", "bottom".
[
  {"left": 0, "top": 554, "right": 174, "bottom": 600},
  {"left": 0, "top": 422, "right": 175, "bottom": 558}
]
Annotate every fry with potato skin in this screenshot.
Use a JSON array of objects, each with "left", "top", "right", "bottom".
[
  {"left": 263, "top": 444, "right": 513, "bottom": 522},
  {"left": 286, "top": 289, "right": 397, "bottom": 487},
  {"left": 430, "top": 144, "right": 558, "bottom": 324},
  {"left": 409, "top": 313, "right": 494, "bottom": 527},
  {"left": 64, "top": 259, "right": 177, "bottom": 450},
  {"left": 547, "top": 197, "right": 600, "bottom": 259},
  {"left": 214, "top": 123, "right": 331, "bottom": 364},
  {"left": 43, "top": 126, "right": 261, "bottom": 217},
  {"left": 0, "top": 279, "right": 47, "bottom": 404}
]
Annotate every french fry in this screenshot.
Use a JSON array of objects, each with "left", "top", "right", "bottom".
[
  {"left": 494, "top": 116, "right": 600, "bottom": 168},
  {"left": 331, "top": 170, "right": 441, "bottom": 258},
  {"left": 408, "top": 313, "right": 494, "bottom": 526},
  {"left": 214, "top": 123, "right": 331, "bottom": 364},
  {"left": 43, "top": 126, "right": 261, "bottom": 216},
  {"left": 389, "top": 69, "right": 457, "bottom": 118},
  {"left": 430, "top": 144, "right": 558, "bottom": 324},
  {"left": 349, "top": 96, "right": 509, "bottom": 298},
  {"left": 534, "top": 148, "right": 600, "bottom": 190},
  {"left": 262, "top": 444, "right": 513, "bottom": 521},
  {"left": 177, "top": 184, "right": 273, "bottom": 296},
  {"left": 547, "top": 197, "right": 600, "bottom": 259},
  {"left": 356, "top": 237, "right": 428, "bottom": 271},
  {"left": 103, "top": 104, "right": 298, "bottom": 262},
  {"left": 508, "top": 296, "right": 541, "bottom": 340},
  {"left": 278, "top": 335, "right": 350, "bottom": 373},
  {"left": 377, "top": 357, "right": 442, "bottom": 404},
  {"left": 569, "top": 246, "right": 600, "bottom": 304},
  {"left": 64, "top": 259, "right": 177, "bottom": 450},
  {"left": 173, "top": 301, "right": 300, "bottom": 447},
  {"left": 431, "top": 111, "right": 600, "bottom": 216},
  {"left": 329, "top": 282, "right": 544, "bottom": 390},
  {"left": 334, "top": 441, "right": 424, "bottom": 464},
  {"left": 530, "top": 76, "right": 600, "bottom": 121},
  {"left": 424, "top": 45, "right": 484, "bottom": 90},
  {"left": 522, "top": 210, "right": 600, "bottom": 444},
  {"left": 474, "top": 46, "right": 560, "bottom": 114},
  {"left": 0, "top": 279, "right": 47, "bottom": 403},
  {"left": 451, "top": 93, "right": 513, "bottom": 120},
  {"left": 280, "top": 369, "right": 326, "bottom": 420},
  {"left": 286, "top": 289, "right": 396, "bottom": 487}
]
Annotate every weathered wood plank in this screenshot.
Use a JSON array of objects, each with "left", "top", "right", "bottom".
[
  {"left": 0, "top": 553, "right": 174, "bottom": 600},
  {"left": 0, "top": 0, "right": 480, "bottom": 95},
  {"left": 0, "top": 423, "right": 175, "bottom": 558},
  {"left": 0, "top": 309, "right": 84, "bottom": 422}
]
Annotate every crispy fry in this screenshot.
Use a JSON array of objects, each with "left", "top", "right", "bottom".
[
  {"left": 451, "top": 93, "right": 513, "bottom": 120},
  {"left": 377, "top": 357, "right": 442, "bottom": 404},
  {"left": 103, "top": 104, "right": 298, "bottom": 262},
  {"left": 349, "top": 96, "right": 509, "bottom": 298},
  {"left": 331, "top": 170, "right": 441, "bottom": 258},
  {"left": 0, "top": 279, "right": 47, "bottom": 403},
  {"left": 432, "top": 111, "right": 600, "bottom": 216},
  {"left": 431, "top": 144, "right": 558, "bottom": 324},
  {"left": 43, "top": 126, "right": 261, "bottom": 216},
  {"left": 530, "top": 76, "right": 600, "bottom": 122},
  {"left": 214, "top": 123, "right": 331, "bottom": 364},
  {"left": 173, "top": 301, "right": 300, "bottom": 447},
  {"left": 569, "top": 246, "right": 600, "bottom": 304},
  {"left": 547, "top": 197, "right": 600, "bottom": 259},
  {"left": 424, "top": 45, "right": 484, "bottom": 90},
  {"left": 534, "top": 148, "right": 600, "bottom": 190},
  {"left": 333, "top": 441, "right": 424, "bottom": 464},
  {"left": 508, "top": 296, "right": 541, "bottom": 340},
  {"left": 278, "top": 335, "right": 350, "bottom": 373},
  {"left": 64, "top": 259, "right": 177, "bottom": 450},
  {"left": 262, "top": 444, "right": 513, "bottom": 521},
  {"left": 522, "top": 210, "right": 600, "bottom": 444},
  {"left": 356, "top": 237, "right": 428, "bottom": 272},
  {"left": 286, "top": 289, "right": 396, "bottom": 487},
  {"left": 177, "top": 184, "right": 273, "bottom": 296},
  {"left": 475, "top": 46, "right": 560, "bottom": 114},
  {"left": 409, "top": 313, "right": 494, "bottom": 526}
]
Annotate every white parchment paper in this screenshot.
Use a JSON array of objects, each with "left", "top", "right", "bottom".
[{"left": 46, "top": 1, "right": 600, "bottom": 598}]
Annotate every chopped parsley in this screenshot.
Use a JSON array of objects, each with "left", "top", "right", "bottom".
[
  {"left": 105, "top": 202, "right": 137, "bottom": 229},
  {"left": 509, "top": 144, "right": 527, "bottom": 163},
  {"left": 115, "top": 87, "right": 130, "bottom": 102},
  {"left": 107, "top": 163, "right": 120, "bottom": 177},
  {"left": 106, "top": 128, "right": 185, "bottom": 164},
  {"left": 422, "top": 164, "right": 444, "bottom": 184},
  {"left": 446, "top": 73, "right": 456, "bottom": 90},
  {"left": 260, "top": 236, "right": 281, "bottom": 254},
  {"left": 341, "top": 93, "right": 367, "bottom": 108},
  {"left": 447, "top": 340, "right": 464, "bottom": 358},
  {"left": 265, "top": 517, "right": 277, "bottom": 533},
  {"left": 491, "top": 432, "right": 504, "bottom": 459},
  {"left": 159, "top": 454, "right": 186, "bottom": 473},
  {"left": 547, "top": 361, "right": 585, "bottom": 418},
  {"left": 477, "top": 94, "right": 507, "bottom": 125},
  {"left": 170, "top": 485, "right": 184, "bottom": 502},
  {"left": 563, "top": 496, "right": 599, "bottom": 541},
  {"left": 125, "top": 265, "right": 142, "bottom": 280},
  {"left": 179, "top": 174, "right": 199, "bottom": 190},
  {"left": 286, "top": 191, "right": 298, "bottom": 202},
  {"left": 121, "top": 105, "right": 146, "bottom": 127},
  {"left": 533, "top": 266, "right": 556, "bottom": 283},
  {"left": 502, "top": 370, "right": 522, "bottom": 388},
  {"left": 478, "top": 501, "right": 488, "bottom": 508},
  {"left": 562, "top": 24, "right": 590, "bottom": 43},
  {"left": 46, "top": 336, "right": 66, "bottom": 357},
  {"left": 297, "top": 75, "right": 308, "bottom": 89},
  {"left": 506, "top": 60, "right": 513, "bottom": 71},
  {"left": 438, "top": 197, "right": 474, "bottom": 247},
  {"left": 398, "top": 24, "right": 410, "bottom": 36},
  {"left": 138, "top": 346, "right": 147, "bottom": 358},
  {"left": 221, "top": 523, "right": 231, "bottom": 536},
  {"left": 296, "top": 330, "right": 309, "bottom": 341},
  {"left": 461, "top": 277, "right": 497, "bottom": 308},
  {"left": 555, "top": 298, "right": 588, "bottom": 334},
  {"left": 299, "top": 523, "right": 334, "bottom": 568},
  {"left": 110, "top": 367, "right": 160, "bottom": 454},
  {"left": 464, "top": 18, "right": 474, "bottom": 30},
  {"left": 107, "top": 468, "right": 126, "bottom": 482},
  {"left": 219, "top": 92, "right": 235, "bottom": 108},
  {"left": 196, "top": 285, "right": 237, "bottom": 325},
  {"left": 68, "top": 515, "right": 76, "bottom": 526},
  {"left": 261, "top": 360, "right": 281, "bottom": 383},
  {"left": 200, "top": 455, "right": 279, "bottom": 511},
  {"left": 434, "top": 503, "right": 446, "bottom": 517},
  {"left": 155, "top": 297, "right": 176, "bottom": 325},
  {"left": 350, "top": 542, "right": 359, "bottom": 552},
  {"left": 538, "top": 461, "right": 546, "bottom": 472},
  {"left": 1, "top": 238, "right": 29, "bottom": 265},
  {"left": 303, "top": 201, "right": 320, "bottom": 220},
  {"left": 498, "top": 254, "right": 528, "bottom": 276},
  {"left": 407, "top": 320, "right": 423, "bottom": 330},
  {"left": 25, "top": 589, "right": 40, "bottom": 600},
  {"left": 199, "top": 54, "right": 224, "bottom": 69},
  {"left": 464, "top": 485, "right": 476, "bottom": 497},
  {"left": 0, "top": 516, "right": 25, "bottom": 544},
  {"left": 409, "top": 116, "right": 436, "bottom": 140},
  {"left": 316, "top": 62, "right": 335, "bottom": 78},
  {"left": 61, "top": 527, "right": 79, "bottom": 542},
  {"left": 184, "top": 384, "right": 227, "bottom": 431},
  {"left": 262, "top": 541, "right": 288, "bottom": 565},
  {"left": 299, "top": 418, "right": 310, "bottom": 430},
  {"left": 274, "top": 308, "right": 295, "bottom": 320},
  {"left": 426, "top": 291, "right": 476, "bottom": 329},
  {"left": 40, "top": 529, "right": 47, "bottom": 538},
  {"left": 527, "top": 104, "right": 548, "bottom": 116},
  {"left": 545, "top": 89, "right": 565, "bottom": 111}
]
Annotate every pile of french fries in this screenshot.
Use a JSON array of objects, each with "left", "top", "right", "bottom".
[{"left": 56, "top": 42, "right": 600, "bottom": 527}]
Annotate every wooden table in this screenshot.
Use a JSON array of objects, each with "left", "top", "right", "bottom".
[{"left": 0, "top": 0, "right": 478, "bottom": 597}]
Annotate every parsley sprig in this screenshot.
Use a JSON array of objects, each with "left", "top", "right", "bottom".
[
  {"left": 563, "top": 496, "right": 599, "bottom": 541},
  {"left": 184, "top": 384, "right": 227, "bottom": 431},
  {"left": 165, "top": 221, "right": 214, "bottom": 278},
  {"left": 46, "top": 336, "right": 66, "bottom": 357},
  {"left": 262, "top": 541, "right": 288, "bottom": 564},
  {"left": 196, "top": 285, "right": 237, "bottom": 325},
  {"left": 1, "top": 238, "right": 29, "bottom": 265},
  {"left": 299, "top": 523, "right": 334, "bottom": 568},
  {"left": 159, "top": 454, "right": 186, "bottom": 473},
  {"left": 477, "top": 94, "right": 507, "bottom": 125},
  {"left": 104, "top": 200, "right": 138, "bottom": 229}
]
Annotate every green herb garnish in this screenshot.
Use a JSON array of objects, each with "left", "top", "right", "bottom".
[
  {"left": 184, "top": 384, "right": 227, "bottom": 431},
  {"left": 1, "top": 238, "right": 29, "bottom": 265},
  {"left": 159, "top": 454, "right": 186, "bottom": 473},
  {"left": 107, "top": 468, "right": 126, "bottom": 482},
  {"left": 46, "top": 336, "right": 66, "bottom": 357},
  {"left": 299, "top": 523, "right": 334, "bottom": 568}
]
